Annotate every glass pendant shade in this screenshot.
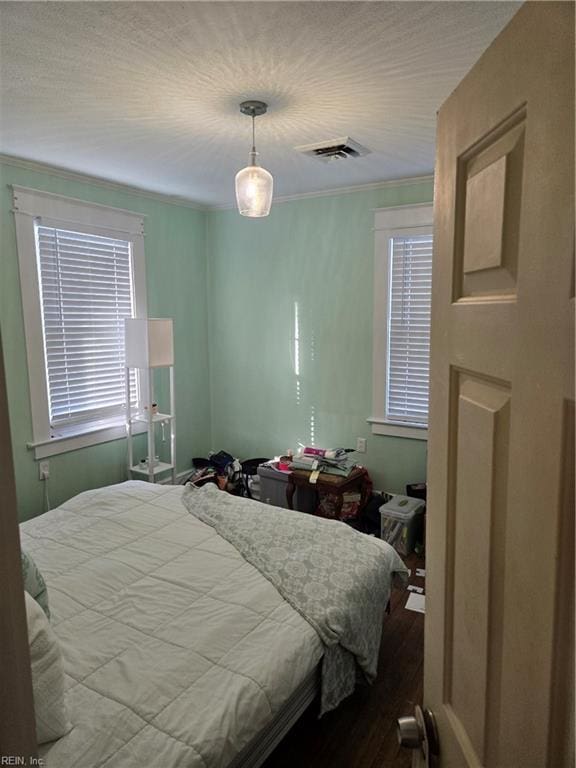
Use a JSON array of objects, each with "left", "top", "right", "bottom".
[{"left": 235, "top": 152, "right": 273, "bottom": 218}]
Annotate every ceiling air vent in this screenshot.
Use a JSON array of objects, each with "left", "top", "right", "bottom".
[{"left": 295, "top": 137, "right": 371, "bottom": 163}]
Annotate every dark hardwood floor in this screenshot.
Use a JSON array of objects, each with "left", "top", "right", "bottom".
[{"left": 263, "top": 553, "right": 425, "bottom": 768}]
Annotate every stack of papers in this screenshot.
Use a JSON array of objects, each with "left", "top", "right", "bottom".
[
  {"left": 405, "top": 593, "right": 426, "bottom": 613},
  {"left": 405, "top": 567, "right": 426, "bottom": 613},
  {"left": 290, "top": 448, "right": 356, "bottom": 477}
]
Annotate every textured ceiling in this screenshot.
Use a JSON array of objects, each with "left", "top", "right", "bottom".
[{"left": 0, "top": 1, "right": 521, "bottom": 207}]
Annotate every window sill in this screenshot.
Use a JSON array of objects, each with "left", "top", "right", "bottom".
[
  {"left": 367, "top": 417, "right": 428, "bottom": 441},
  {"left": 27, "top": 421, "right": 146, "bottom": 459}
]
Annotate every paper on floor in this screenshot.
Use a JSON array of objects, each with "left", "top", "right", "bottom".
[
  {"left": 415, "top": 568, "right": 426, "bottom": 577},
  {"left": 406, "top": 593, "right": 426, "bottom": 614},
  {"left": 407, "top": 585, "right": 424, "bottom": 594}
]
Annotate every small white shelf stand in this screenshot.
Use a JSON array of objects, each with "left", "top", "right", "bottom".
[{"left": 124, "top": 318, "right": 176, "bottom": 484}]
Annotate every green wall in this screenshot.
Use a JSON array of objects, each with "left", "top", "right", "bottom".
[
  {"left": 0, "top": 158, "right": 433, "bottom": 521},
  {"left": 206, "top": 180, "right": 433, "bottom": 494},
  {"left": 0, "top": 161, "right": 211, "bottom": 520}
]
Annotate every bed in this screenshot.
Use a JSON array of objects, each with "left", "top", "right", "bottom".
[{"left": 19, "top": 480, "right": 407, "bottom": 767}]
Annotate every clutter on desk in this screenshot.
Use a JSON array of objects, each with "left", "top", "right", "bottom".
[
  {"left": 259, "top": 458, "right": 292, "bottom": 475},
  {"left": 289, "top": 445, "right": 357, "bottom": 477},
  {"left": 182, "top": 449, "right": 375, "bottom": 526},
  {"left": 257, "top": 446, "right": 357, "bottom": 479},
  {"left": 277, "top": 456, "right": 292, "bottom": 471}
]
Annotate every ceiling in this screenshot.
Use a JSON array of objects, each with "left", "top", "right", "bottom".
[{"left": 0, "top": 1, "right": 521, "bottom": 207}]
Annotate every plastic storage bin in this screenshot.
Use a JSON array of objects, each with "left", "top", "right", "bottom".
[
  {"left": 257, "top": 465, "right": 316, "bottom": 512},
  {"left": 379, "top": 495, "right": 425, "bottom": 556}
]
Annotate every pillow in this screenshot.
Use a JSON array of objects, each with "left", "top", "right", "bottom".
[
  {"left": 21, "top": 550, "right": 50, "bottom": 620},
  {"left": 24, "top": 591, "right": 71, "bottom": 744}
]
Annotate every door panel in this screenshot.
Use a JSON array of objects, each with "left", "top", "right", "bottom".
[
  {"left": 425, "top": 3, "right": 574, "bottom": 767},
  {"left": 448, "top": 375, "right": 510, "bottom": 765},
  {"left": 457, "top": 108, "right": 525, "bottom": 300}
]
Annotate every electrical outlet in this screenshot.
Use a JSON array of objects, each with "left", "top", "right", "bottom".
[
  {"left": 356, "top": 437, "right": 367, "bottom": 453},
  {"left": 39, "top": 460, "right": 50, "bottom": 480}
]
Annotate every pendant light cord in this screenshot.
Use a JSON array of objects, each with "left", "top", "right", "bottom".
[{"left": 249, "top": 112, "right": 257, "bottom": 165}]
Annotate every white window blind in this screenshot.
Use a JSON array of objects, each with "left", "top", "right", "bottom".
[
  {"left": 35, "top": 224, "right": 137, "bottom": 432},
  {"left": 386, "top": 232, "right": 433, "bottom": 426}
]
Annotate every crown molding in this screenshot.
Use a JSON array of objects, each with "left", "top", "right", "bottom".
[
  {"left": 0, "top": 153, "right": 434, "bottom": 213},
  {"left": 0, "top": 154, "right": 207, "bottom": 211},
  {"left": 207, "top": 173, "right": 435, "bottom": 211}
]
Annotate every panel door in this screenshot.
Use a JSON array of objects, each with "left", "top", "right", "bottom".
[{"left": 424, "top": 3, "right": 574, "bottom": 767}]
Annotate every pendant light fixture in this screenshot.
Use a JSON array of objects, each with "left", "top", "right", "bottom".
[{"left": 235, "top": 100, "right": 273, "bottom": 218}]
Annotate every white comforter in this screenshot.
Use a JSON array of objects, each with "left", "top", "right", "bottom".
[{"left": 20, "top": 481, "right": 324, "bottom": 768}]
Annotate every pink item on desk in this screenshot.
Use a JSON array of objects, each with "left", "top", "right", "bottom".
[{"left": 277, "top": 456, "right": 291, "bottom": 471}]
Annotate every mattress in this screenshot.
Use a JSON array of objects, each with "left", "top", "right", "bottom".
[{"left": 20, "top": 481, "right": 324, "bottom": 768}]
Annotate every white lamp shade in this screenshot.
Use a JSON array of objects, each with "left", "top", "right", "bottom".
[
  {"left": 235, "top": 164, "right": 273, "bottom": 218},
  {"left": 125, "top": 318, "right": 174, "bottom": 368}
]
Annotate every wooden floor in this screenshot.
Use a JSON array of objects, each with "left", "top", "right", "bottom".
[{"left": 263, "top": 553, "right": 425, "bottom": 768}]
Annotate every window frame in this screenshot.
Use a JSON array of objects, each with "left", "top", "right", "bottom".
[
  {"left": 13, "top": 186, "right": 148, "bottom": 459},
  {"left": 368, "top": 202, "right": 433, "bottom": 441}
]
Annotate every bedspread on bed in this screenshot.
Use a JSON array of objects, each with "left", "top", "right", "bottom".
[
  {"left": 20, "top": 482, "right": 324, "bottom": 768},
  {"left": 182, "top": 484, "right": 409, "bottom": 714}
]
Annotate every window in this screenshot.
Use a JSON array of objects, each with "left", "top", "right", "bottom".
[
  {"left": 36, "top": 225, "right": 138, "bottom": 431},
  {"left": 369, "top": 203, "right": 433, "bottom": 440},
  {"left": 386, "top": 232, "right": 433, "bottom": 426},
  {"left": 14, "top": 186, "right": 147, "bottom": 458}
]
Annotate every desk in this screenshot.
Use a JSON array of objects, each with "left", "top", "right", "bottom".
[{"left": 286, "top": 467, "right": 372, "bottom": 519}]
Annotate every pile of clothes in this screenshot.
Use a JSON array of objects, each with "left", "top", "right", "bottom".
[{"left": 185, "top": 451, "right": 243, "bottom": 493}]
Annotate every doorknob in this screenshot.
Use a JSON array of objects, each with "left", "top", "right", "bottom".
[{"left": 397, "top": 706, "right": 439, "bottom": 767}]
